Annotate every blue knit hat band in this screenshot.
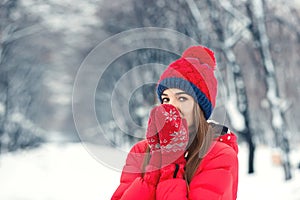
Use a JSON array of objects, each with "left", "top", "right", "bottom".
[{"left": 156, "top": 77, "right": 213, "bottom": 119}]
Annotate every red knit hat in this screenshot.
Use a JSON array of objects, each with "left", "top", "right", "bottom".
[{"left": 156, "top": 45, "right": 217, "bottom": 119}]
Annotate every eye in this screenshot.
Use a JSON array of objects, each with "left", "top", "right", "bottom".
[
  {"left": 161, "top": 97, "right": 170, "bottom": 103},
  {"left": 178, "top": 96, "right": 188, "bottom": 102}
]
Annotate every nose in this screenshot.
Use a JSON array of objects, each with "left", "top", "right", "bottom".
[{"left": 168, "top": 99, "right": 181, "bottom": 113}]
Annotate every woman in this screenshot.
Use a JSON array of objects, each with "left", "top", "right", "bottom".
[{"left": 111, "top": 45, "right": 239, "bottom": 200}]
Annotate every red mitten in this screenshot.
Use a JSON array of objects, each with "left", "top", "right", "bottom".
[
  {"left": 146, "top": 107, "right": 161, "bottom": 155},
  {"left": 144, "top": 106, "right": 162, "bottom": 185},
  {"left": 153, "top": 104, "right": 189, "bottom": 180}
]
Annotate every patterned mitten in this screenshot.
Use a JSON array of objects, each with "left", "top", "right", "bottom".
[
  {"left": 153, "top": 104, "right": 189, "bottom": 180},
  {"left": 144, "top": 106, "right": 162, "bottom": 185}
]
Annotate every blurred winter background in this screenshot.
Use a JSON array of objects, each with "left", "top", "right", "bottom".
[{"left": 1, "top": 0, "right": 300, "bottom": 199}]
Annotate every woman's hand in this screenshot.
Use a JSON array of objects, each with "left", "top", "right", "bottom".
[
  {"left": 146, "top": 107, "right": 162, "bottom": 170},
  {"left": 146, "top": 104, "right": 189, "bottom": 182},
  {"left": 153, "top": 104, "right": 189, "bottom": 167}
]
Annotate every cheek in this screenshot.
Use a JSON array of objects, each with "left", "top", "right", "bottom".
[
  {"left": 180, "top": 99, "right": 195, "bottom": 127},
  {"left": 183, "top": 107, "right": 194, "bottom": 127},
  {"left": 186, "top": 114, "right": 194, "bottom": 127}
]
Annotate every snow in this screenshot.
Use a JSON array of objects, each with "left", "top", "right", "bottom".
[
  {"left": 237, "top": 144, "right": 300, "bottom": 200},
  {"left": 0, "top": 143, "right": 120, "bottom": 200},
  {"left": 0, "top": 142, "right": 299, "bottom": 200}
]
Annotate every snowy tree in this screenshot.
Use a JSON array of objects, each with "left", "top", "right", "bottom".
[
  {"left": 246, "top": 0, "right": 293, "bottom": 180},
  {"left": 200, "top": 0, "right": 256, "bottom": 174},
  {"left": 18, "top": 0, "right": 105, "bottom": 142},
  {"left": 1, "top": 0, "right": 104, "bottom": 151},
  {"left": 97, "top": 0, "right": 214, "bottom": 148},
  {"left": 98, "top": 0, "right": 300, "bottom": 179},
  {"left": 0, "top": 0, "right": 45, "bottom": 153},
  {"left": 132, "top": 0, "right": 257, "bottom": 174},
  {"left": 2, "top": 0, "right": 296, "bottom": 180}
]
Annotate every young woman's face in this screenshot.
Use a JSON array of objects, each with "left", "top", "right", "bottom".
[{"left": 161, "top": 88, "right": 195, "bottom": 128}]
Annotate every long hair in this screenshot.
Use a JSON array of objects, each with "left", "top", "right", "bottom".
[{"left": 184, "top": 103, "right": 213, "bottom": 184}]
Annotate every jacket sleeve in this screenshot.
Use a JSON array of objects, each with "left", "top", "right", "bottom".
[
  {"left": 156, "top": 144, "right": 238, "bottom": 200},
  {"left": 111, "top": 141, "right": 160, "bottom": 200}
]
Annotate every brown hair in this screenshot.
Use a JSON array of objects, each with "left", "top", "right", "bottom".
[{"left": 184, "top": 104, "right": 213, "bottom": 184}]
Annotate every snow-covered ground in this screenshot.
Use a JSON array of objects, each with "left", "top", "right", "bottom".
[{"left": 0, "top": 142, "right": 299, "bottom": 200}]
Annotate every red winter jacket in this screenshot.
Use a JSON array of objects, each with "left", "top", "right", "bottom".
[{"left": 111, "top": 128, "right": 238, "bottom": 200}]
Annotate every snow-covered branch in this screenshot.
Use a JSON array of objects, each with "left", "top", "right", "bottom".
[
  {"left": 1, "top": 24, "right": 44, "bottom": 44},
  {"left": 185, "top": 0, "right": 208, "bottom": 42},
  {"left": 219, "top": 0, "right": 251, "bottom": 48},
  {"left": 10, "top": 112, "right": 46, "bottom": 136},
  {"left": 20, "top": 0, "right": 101, "bottom": 34}
]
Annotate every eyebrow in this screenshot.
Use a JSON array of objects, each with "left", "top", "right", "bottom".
[
  {"left": 175, "top": 92, "right": 188, "bottom": 95},
  {"left": 161, "top": 92, "right": 188, "bottom": 96}
]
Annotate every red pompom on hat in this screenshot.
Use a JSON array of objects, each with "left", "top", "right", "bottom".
[{"left": 156, "top": 45, "right": 218, "bottom": 119}]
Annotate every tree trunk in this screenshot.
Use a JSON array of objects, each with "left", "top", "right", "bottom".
[
  {"left": 224, "top": 49, "right": 255, "bottom": 174},
  {"left": 205, "top": 0, "right": 256, "bottom": 174},
  {"left": 246, "top": 0, "right": 292, "bottom": 180}
]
